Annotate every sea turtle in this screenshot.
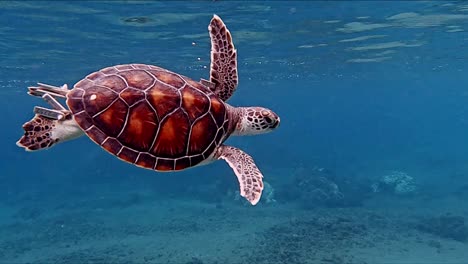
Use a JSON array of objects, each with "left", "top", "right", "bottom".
[{"left": 16, "top": 15, "right": 280, "bottom": 205}]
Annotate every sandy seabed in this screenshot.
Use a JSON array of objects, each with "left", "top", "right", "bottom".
[{"left": 0, "top": 187, "right": 467, "bottom": 264}]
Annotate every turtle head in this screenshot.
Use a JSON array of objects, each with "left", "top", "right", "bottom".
[{"left": 233, "top": 107, "right": 280, "bottom": 136}]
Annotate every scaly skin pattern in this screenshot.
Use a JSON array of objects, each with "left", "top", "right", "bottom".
[
  {"left": 218, "top": 106, "right": 280, "bottom": 206},
  {"left": 230, "top": 106, "right": 280, "bottom": 136}
]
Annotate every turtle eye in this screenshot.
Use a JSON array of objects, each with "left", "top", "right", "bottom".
[{"left": 264, "top": 116, "right": 272, "bottom": 124}]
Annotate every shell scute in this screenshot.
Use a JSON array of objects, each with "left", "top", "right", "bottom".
[
  {"left": 136, "top": 153, "right": 157, "bottom": 169},
  {"left": 120, "top": 88, "right": 145, "bottom": 106},
  {"left": 67, "top": 92, "right": 85, "bottom": 113},
  {"left": 100, "top": 66, "right": 120, "bottom": 75},
  {"left": 209, "top": 95, "right": 226, "bottom": 127},
  {"left": 151, "top": 109, "right": 189, "bottom": 158},
  {"left": 86, "top": 71, "right": 105, "bottom": 81},
  {"left": 119, "top": 70, "right": 155, "bottom": 90},
  {"left": 83, "top": 86, "right": 117, "bottom": 116},
  {"left": 156, "top": 158, "right": 175, "bottom": 171},
  {"left": 96, "top": 75, "right": 127, "bottom": 92},
  {"left": 203, "top": 140, "right": 217, "bottom": 159},
  {"left": 148, "top": 65, "right": 165, "bottom": 71},
  {"left": 215, "top": 127, "right": 225, "bottom": 143},
  {"left": 74, "top": 79, "right": 93, "bottom": 91},
  {"left": 73, "top": 111, "right": 93, "bottom": 130},
  {"left": 183, "top": 76, "right": 210, "bottom": 93},
  {"left": 147, "top": 82, "right": 180, "bottom": 118},
  {"left": 131, "top": 64, "right": 152, "bottom": 70},
  {"left": 93, "top": 99, "right": 127, "bottom": 137},
  {"left": 87, "top": 126, "right": 107, "bottom": 145},
  {"left": 189, "top": 114, "right": 217, "bottom": 155},
  {"left": 189, "top": 155, "right": 205, "bottom": 167},
  {"left": 114, "top": 65, "right": 135, "bottom": 71},
  {"left": 118, "top": 147, "right": 139, "bottom": 164},
  {"left": 68, "top": 87, "right": 85, "bottom": 100},
  {"left": 148, "top": 70, "right": 185, "bottom": 89},
  {"left": 175, "top": 157, "right": 191, "bottom": 170},
  {"left": 101, "top": 137, "right": 122, "bottom": 155},
  {"left": 181, "top": 86, "right": 210, "bottom": 122},
  {"left": 118, "top": 102, "right": 158, "bottom": 152}
]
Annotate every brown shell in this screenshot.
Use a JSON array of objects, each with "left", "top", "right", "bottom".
[{"left": 66, "top": 64, "right": 230, "bottom": 171}]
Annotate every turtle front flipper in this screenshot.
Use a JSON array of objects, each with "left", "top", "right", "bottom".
[
  {"left": 208, "top": 15, "right": 238, "bottom": 102},
  {"left": 217, "top": 145, "right": 264, "bottom": 205}
]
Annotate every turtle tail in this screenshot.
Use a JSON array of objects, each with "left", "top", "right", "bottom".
[{"left": 16, "top": 114, "right": 84, "bottom": 151}]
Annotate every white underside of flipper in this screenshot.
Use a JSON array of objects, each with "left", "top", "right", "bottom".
[
  {"left": 17, "top": 115, "right": 84, "bottom": 151},
  {"left": 217, "top": 145, "right": 264, "bottom": 205}
]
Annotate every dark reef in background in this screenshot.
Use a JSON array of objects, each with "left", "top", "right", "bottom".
[
  {"left": 277, "top": 166, "right": 372, "bottom": 209},
  {"left": 416, "top": 214, "right": 468, "bottom": 242}
]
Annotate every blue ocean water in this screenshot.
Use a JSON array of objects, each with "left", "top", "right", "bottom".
[{"left": 1, "top": 1, "right": 468, "bottom": 263}]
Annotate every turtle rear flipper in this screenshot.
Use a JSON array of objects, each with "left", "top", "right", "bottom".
[
  {"left": 17, "top": 113, "right": 83, "bottom": 151},
  {"left": 18, "top": 82, "right": 83, "bottom": 151},
  {"left": 28, "top": 83, "right": 69, "bottom": 99},
  {"left": 217, "top": 145, "right": 264, "bottom": 205}
]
